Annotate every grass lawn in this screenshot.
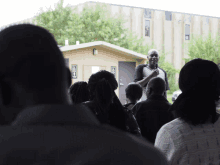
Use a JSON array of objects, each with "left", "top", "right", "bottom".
[{"left": 167, "top": 94, "right": 172, "bottom": 104}]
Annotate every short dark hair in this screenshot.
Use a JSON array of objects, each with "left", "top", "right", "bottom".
[
  {"left": 147, "top": 77, "right": 166, "bottom": 95},
  {"left": 0, "top": 24, "right": 66, "bottom": 91},
  {"left": 125, "top": 83, "right": 142, "bottom": 102},
  {"left": 69, "top": 81, "right": 90, "bottom": 104}
]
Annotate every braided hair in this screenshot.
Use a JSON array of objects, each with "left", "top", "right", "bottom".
[
  {"left": 88, "top": 70, "right": 127, "bottom": 130},
  {"left": 88, "top": 70, "right": 117, "bottom": 110},
  {"left": 69, "top": 81, "right": 90, "bottom": 104}
]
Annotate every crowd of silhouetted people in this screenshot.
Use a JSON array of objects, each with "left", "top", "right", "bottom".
[{"left": 0, "top": 24, "right": 219, "bottom": 165}]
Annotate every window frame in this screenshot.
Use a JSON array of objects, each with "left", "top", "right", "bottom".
[
  {"left": 144, "top": 9, "right": 151, "bottom": 19},
  {"left": 165, "top": 11, "right": 172, "bottom": 21},
  {"left": 185, "top": 24, "right": 190, "bottom": 40},
  {"left": 145, "top": 19, "right": 150, "bottom": 37}
]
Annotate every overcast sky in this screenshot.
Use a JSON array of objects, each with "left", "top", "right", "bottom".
[{"left": 0, "top": 0, "right": 219, "bottom": 27}]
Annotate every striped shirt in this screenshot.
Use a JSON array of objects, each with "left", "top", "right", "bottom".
[{"left": 155, "top": 116, "right": 220, "bottom": 165}]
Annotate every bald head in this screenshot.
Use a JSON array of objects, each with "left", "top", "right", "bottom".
[
  {"left": 148, "top": 49, "right": 159, "bottom": 56},
  {"left": 146, "top": 77, "right": 166, "bottom": 96}
]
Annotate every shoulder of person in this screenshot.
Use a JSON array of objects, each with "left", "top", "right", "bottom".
[{"left": 136, "top": 64, "right": 147, "bottom": 70}]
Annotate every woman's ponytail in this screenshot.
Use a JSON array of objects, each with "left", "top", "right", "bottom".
[{"left": 94, "top": 78, "right": 114, "bottom": 111}]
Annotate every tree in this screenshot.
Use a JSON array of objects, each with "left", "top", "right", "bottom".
[
  {"left": 33, "top": 0, "right": 73, "bottom": 46},
  {"left": 33, "top": 1, "right": 179, "bottom": 93},
  {"left": 183, "top": 32, "right": 220, "bottom": 64}
]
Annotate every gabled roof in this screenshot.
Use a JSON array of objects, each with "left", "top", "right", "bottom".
[{"left": 60, "top": 41, "right": 147, "bottom": 59}]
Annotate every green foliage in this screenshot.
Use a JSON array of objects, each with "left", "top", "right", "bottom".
[
  {"left": 33, "top": 0, "right": 73, "bottom": 46},
  {"left": 33, "top": 1, "right": 180, "bottom": 93},
  {"left": 157, "top": 50, "right": 180, "bottom": 94},
  {"left": 183, "top": 32, "right": 220, "bottom": 64}
]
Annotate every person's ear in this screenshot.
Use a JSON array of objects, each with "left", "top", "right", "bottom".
[{"left": 66, "top": 67, "right": 72, "bottom": 88}]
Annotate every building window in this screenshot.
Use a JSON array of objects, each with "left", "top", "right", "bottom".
[
  {"left": 145, "top": 20, "right": 150, "bottom": 37},
  {"left": 185, "top": 24, "right": 190, "bottom": 40},
  {"left": 206, "top": 17, "right": 209, "bottom": 24},
  {"left": 144, "top": 9, "right": 151, "bottom": 19},
  {"left": 165, "top": 11, "right": 172, "bottom": 21}
]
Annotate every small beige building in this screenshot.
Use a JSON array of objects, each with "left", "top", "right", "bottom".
[{"left": 60, "top": 41, "right": 147, "bottom": 104}]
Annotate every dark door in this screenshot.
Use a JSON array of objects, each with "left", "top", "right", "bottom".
[{"left": 119, "top": 61, "right": 136, "bottom": 105}]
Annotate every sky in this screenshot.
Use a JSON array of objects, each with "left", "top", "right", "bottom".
[{"left": 0, "top": 0, "right": 219, "bottom": 27}]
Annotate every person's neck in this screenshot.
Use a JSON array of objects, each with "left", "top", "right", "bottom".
[
  {"left": 147, "top": 93, "right": 163, "bottom": 98},
  {"left": 148, "top": 63, "right": 157, "bottom": 69}
]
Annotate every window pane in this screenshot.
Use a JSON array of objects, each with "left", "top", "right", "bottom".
[
  {"left": 144, "top": 9, "right": 151, "bottom": 19},
  {"left": 206, "top": 17, "right": 209, "bottom": 24},
  {"left": 165, "top": 11, "right": 172, "bottom": 21},
  {"left": 145, "top": 20, "right": 150, "bottom": 37},
  {"left": 92, "top": 66, "right": 100, "bottom": 74},
  {"left": 185, "top": 24, "right": 190, "bottom": 35}
]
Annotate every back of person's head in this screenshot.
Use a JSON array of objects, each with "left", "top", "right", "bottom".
[
  {"left": 69, "top": 81, "right": 90, "bottom": 104},
  {"left": 169, "top": 58, "right": 220, "bottom": 126},
  {"left": 87, "top": 70, "right": 118, "bottom": 110},
  {"left": 125, "top": 82, "right": 142, "bottom": 103},
  {"left": 0, "top": 24, "right": 72, "bottom": 124},
  {"left": 146, "top": 77, "right": 166, "bottom": 96}
]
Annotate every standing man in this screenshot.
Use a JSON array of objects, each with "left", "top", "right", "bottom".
[{"left": 134, "top": 49, "right": 170, "bottom": 101}]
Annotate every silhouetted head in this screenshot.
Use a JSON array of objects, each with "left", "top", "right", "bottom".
[
  {"left": 146, "top": 77, "right": 166, "bottom": 98},
  {"left": 87, "top": 70, "right": 118, "bottom": 110},
  {"left": 0, "top": 24, "right": 72, "bottom": 124},
  {"left": 69, "top": 81, "right": 90, "bottom": 104},
  {"left": 169, "top": 58, "right": 220, "bottom": 126},
  {"left": 125, "top": 82, "right": 142, "bottom": 103}
]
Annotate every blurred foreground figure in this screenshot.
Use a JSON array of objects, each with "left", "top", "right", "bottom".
[
  {"left": 155, "top": 58, "right": 220, "bottom": 165},
  {"left": 0, "top": 24, "right": 169, "bottom": 165}
]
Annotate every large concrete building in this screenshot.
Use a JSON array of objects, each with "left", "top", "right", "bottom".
[{"left": 1, "top": 1, "right": 219, "bottom": 78}]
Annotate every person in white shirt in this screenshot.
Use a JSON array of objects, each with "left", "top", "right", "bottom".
[{"left": 154, "top": 58, "right": 220, "bottom": 165}]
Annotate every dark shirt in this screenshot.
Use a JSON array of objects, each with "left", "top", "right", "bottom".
[
  {"left": 132, "top": 94, "right": 174, "bottom": 144},
  {"left": 134, "top": 64, "right": 170, "bottom": 90},
  {"left": 83, "top": 101, "right": 142, "bottom": 136},
  {"left": 0, "top": 104, "right": 169, "bottom": 165}
]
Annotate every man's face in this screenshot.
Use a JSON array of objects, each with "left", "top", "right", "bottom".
[{"left": 148, "top": 52, "right": 159, "bottom": 65}]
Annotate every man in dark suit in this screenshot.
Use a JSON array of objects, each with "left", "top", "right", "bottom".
[
  {"left": 132, "top": 77, "right": 174, "bottom": 144},
  {"left": 0, "top": 24, "right": 169, "bottom": 165}
]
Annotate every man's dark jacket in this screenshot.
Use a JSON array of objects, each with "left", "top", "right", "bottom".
[
  {"left": 0, "top": 104, "right": 169, "bottom": 165},
  {"left": 132, "top": 94, "right": 174, "bottom": 144},
  {"left": 134, "top": 64, "right": 170, "bottom": 90}
]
